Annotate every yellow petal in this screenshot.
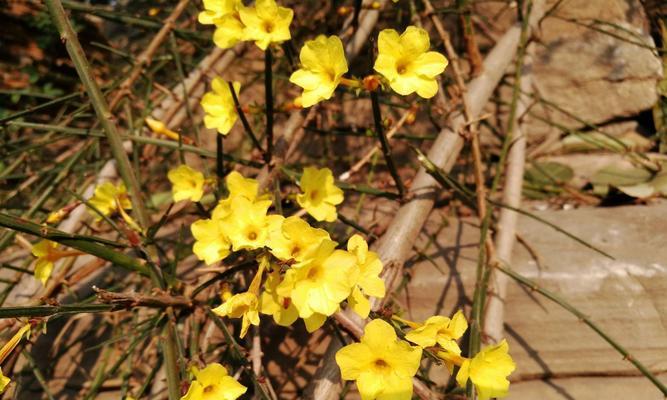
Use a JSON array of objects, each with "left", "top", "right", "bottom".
[
  {"left": 348, "top": 286, "right": 371, "bottom": 319},
  {"left": 303, "top": 312, "right": 327, "bottom": 332},
  {"left": 412, "top": 51, "right": 448, "bottom": 77},
  {"left": 357, "top": 371, "right": 386, "bottom": 399},
  {"left": 34, "top": 259, "right": 53, "bottom": 286},
  {"left": 0, "top": 368, "right": 10, "bottom": 394},
  {"left": 362, "top": 319, "right": 398, "bottom": 349},
  {"left": 377, "top": 29, "right": 402, "bottom": 59},
  {"left": 469, "top": 340, "right": 516, "bottom": 400},
  {"left": 378, "top": 373, "right": 414, "bottom": 400},
  {"left": 335, "top": 342, "right": 374, "bottom": 380},
  {"left": 400, "top": 26, "right": 430, "bottom": 56}
]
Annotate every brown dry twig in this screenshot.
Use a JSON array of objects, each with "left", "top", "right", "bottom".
[{"left": 93, "top": 287, "right": 193, "bottom": 309}]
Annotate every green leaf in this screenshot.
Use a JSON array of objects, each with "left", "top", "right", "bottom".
[
  {"left": 590, "top": 164, "right": 652, "bottom": 187},
  {"left": 524, "top": 161, "right": 574, "bottom": 186}
]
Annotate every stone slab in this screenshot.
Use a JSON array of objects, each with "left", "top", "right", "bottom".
[{"left": 397, "top": 202, "right": 667, "bottom": 398}]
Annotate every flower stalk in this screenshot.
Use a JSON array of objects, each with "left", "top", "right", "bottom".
[
  {"left": 227, "top": 81, "right": 268, "bottom": 162},
  {"left": 370, "top": 90, "right": 406, "bottom": 198},
  {"left": 265, "top": 49, "right": 274, "bottom": 163}
]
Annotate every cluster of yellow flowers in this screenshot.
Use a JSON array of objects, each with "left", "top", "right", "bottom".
[
  {"left": 23, "top": 3, "right": 512, "bottom": 399},
  {"left": 337, "top": 312, "right": 516, "bottom": 400},
  {"left": 199, "top": 0, "right": 447, "bottom": 136},
  {"left": 182, "top": 169, "right": 383, "bottom": 337},
  {"left": 198, "top": 0, "right": 293, "bottom": 51}
]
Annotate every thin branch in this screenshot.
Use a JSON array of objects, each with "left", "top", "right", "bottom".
[
  {"left": 44, "top": 0, "right": 150, "bottom": 230},
  {"left": 370, "top": 91, "right": 406, "bottom": 198}
]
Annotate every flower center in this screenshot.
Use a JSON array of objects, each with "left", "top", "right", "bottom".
[
  {"left": 396, "top": 61, "right": 409, "bottom": 75},
  {"left": 291, "top": 245, "right": 301, "bottom": 257},
  {"left": 247, "top": 231, "right": 258, "bottom": 241},
  {"left": 309, "top": 189, "right": 320, "bottom": 202},
  {"left": 373, "top": 359, "right": 390, "bottom": 371},
  {"left": 282, "top": 297, "right": 291, "bottom": 309},
  {"left": 203, "top": 385, "right": 215, "bottom": 393},
  {"left": 306, "top": 265, "right": 322, "bottom": 281},
  {"left": 263, "top": 21, "right": 274, "bottom": 33}
]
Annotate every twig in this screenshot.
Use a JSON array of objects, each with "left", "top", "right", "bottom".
[
  {"left": 370, "top": 91, "right": 406, "bottom": 198},
  {"left": 483, "top": 50, "right": 534, "bottom": 343},
  {"left": 44, "top": 0, "right": 150, "bottom": 230},
  {"left": 265, "top": 49, "right": 274, "bottom": 163},
  {"left": 228, "top": 82, "right": 267, "bottom": 161},
  {"left": 107, "top": 0, "right": 190, "bottom": 110},
  {"left": 0, "top": 212, "right": 148, "bottom": 275},
  {"left": 338, "top": 107, "right": 413, "bottom": 182},
  {"left": 216, "top": 133, "right": 225, "bottom": 196},
  {"left": 93, "top": 287, "right": 193, "bottom": 309}
]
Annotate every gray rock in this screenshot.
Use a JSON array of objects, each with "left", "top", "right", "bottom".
[
  {"left": 396, "top": 201, "right": 667, "bottom": 398},
  {"left": 475, "top": 0, "right": 662, "bottom": 145}
]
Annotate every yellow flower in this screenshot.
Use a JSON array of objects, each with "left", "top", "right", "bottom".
[
  {"left": 259, "top": 269, "right": 299, "bottom": 327},
  {"left": 181, "top": 363, "right": 247, "bottom": 400},
  {"left": 145, "top": 117, "right": 183, "bottom": 142},
  {"left": 0, "top": 323, "right": 31, "bottom": 392},
  {"left": 336, "top": 319, "right": 422, "bottom": 400},
  {"left": 456, "top": 340, "right": 516, "bottom": 400},
  {"left": 0, "top": 368, "right": 9, "bottom": 394},
  {"left": 374, "top": 26, "right": 448, "bottom": 98},
  {"left": 346, "top": 235, "right": 385, "bottom": 318},
  {"left": 213, "top": 257, "right": 267, "bottom": 338},
  {"left": 198, "top": 0, "right": 246, "bottom": 49},
  {"left": 221, "top": 197, "right": 281, "bottom": 251},
  {"left": 201, "top": 78, "right": 240, "bottom": 135},
  {"left": 289, "top": 35, "right": 348, "bottom": 107},
  {"left": 214, "top": 171, "right": 267, "bottom": 219},
  {"left": 213, "top": 291, "right": 259, "bottom": 338},
  {"left": 191, "top": 219, "right": 231, "bottom": 265},
  {"left": 213, "top": 14, "right": 245, "bottom": 49},
  {"left": 88, "top": 181, "right": 132, "bottom": 219},
  {"left": 296, "top": 167, "right": 344, "bottom": 222},
  {"left": 277, "top": 239, "right": 357, "bottom": 320},
  {"left": 239, "top": 0, "right": 293, "bottom": 50},
  {"left": 168, "top": 165, "right": 205, "bottom": 203},
  {"left": 0, "top": 324, "right": 30, "bottom": 362},
  {"left": 30, "top": 240, "right": 59, "bottom": 285},
  {"left": 405, "top": 310, "right": 468, "bottom": 356},
  {"left": 267, "top": 216, "right": 330, "bottom": 268},
  {"left": 198, "top": 0, "right": 240, "bottom": 24}
]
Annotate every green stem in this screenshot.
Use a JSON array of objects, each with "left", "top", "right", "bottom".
[
  {"left": 490, "top": 1, "right": 532, "bottom": 195},
  {"left": 44, "top": 0, "right": 150, "bottom": 231},
  {"left": 60, "top": 0, "right": 205, "bottom": 41},
  {"left": 227, "top": 83, "right": 267, "bottom": 162},
  {"left": 216, "top": 133, "right": 225, "bottom": 197},
  {"left": 0, "top": 304, "right": 113, "bottom": 318},
  {"left": 163, "top": 313, "right": 182, "bottom": 400},
  {"left": 496, "top": 263, "right": 667, "bottom": 396},
  {"left": 370, "top": 91, "right": 406, "bottom": 198},
  {"left": 8, "top": 121, "right": 263, "bottom": 168},
  {"left": 0, "top": 92, "right": 82, "bottom": 125},
  {"left": 0, "top": 140, "right": 91, "bottom": 251},
  {"left": 265, "top": 49, "right": 274, "bottom": 163},
  {"left": 0, "top": 212, "right": 149, "bottom": 276},
  {"left": 412, "top": 148, "right": 615, "bottom": 259},
  {"left": 469, "top": 3, "right": 533, "bottom": 374}
]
